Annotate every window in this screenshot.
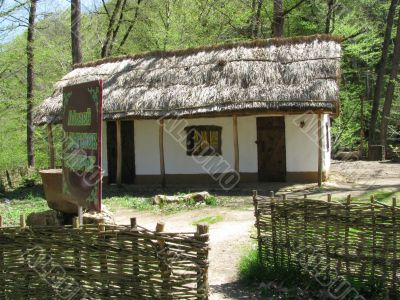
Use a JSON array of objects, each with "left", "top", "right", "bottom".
[{"left": 186, "top": 126, "right": 222, "bottom": 156}]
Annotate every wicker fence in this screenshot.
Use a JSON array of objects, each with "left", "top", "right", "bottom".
[
  {"left": 253, "top": 191, "right": 400, "bottom": 297},
  {"left": 0, "top": 217, "right": 209, "bottom": 299}
]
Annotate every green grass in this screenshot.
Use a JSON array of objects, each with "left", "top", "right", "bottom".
[
  {"left": 0, "top": 194, "right": 48, "bottom": 226},
  {"left": 0, "top": 185, "right": 229, "bottom": 224},
  {"left": 352, "top": 189, "right": 400, "bottom": 205},
  {"left": 192, "top": 215, "right": 223, "bottom": 225}
]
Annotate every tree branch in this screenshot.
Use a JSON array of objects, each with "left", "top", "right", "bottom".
[{"left": 283, "top": 0, "right": 308, "bottom": 16}]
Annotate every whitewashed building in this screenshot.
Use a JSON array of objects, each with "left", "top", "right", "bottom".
[{"left": 35, "top": 35, "right": 341, "bottom": 186}]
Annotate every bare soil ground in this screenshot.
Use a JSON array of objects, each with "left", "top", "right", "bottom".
[{"left": 114, "top": 160, "right": 400, "bottom": 299}]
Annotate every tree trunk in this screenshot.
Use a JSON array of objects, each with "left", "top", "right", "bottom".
[
  {"left": 272, "top": 0, "right": 284, "bottom": 37},
  {"left": 108, "top": 0, "right": 128, "bottom": 55},
  {"left": 380, "top": 12, "right": 400, "bottom": 147},
  {"left": 101, "top": 0, "right": 125, "bottom": 58},
  {"left": 325, "top": 0, "right": 335, "bottom": 34},
  {"left": 369, "top": 0, "right": 398, "bottom": 147},
  {"left": 117, "top": 0, "right": 143, "bottom": 52},
  {"left": 26, "top": 0, "right": 36, "bottom": 168},
  {"left": 71, "top": 0, "right": 83, "bottom": 64},
  {"left": 254, "top": 0, "right": 263, "bottom": 38}
]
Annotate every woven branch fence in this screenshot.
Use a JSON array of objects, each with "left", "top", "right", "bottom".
[
  {"left": 0, "top": 216, "right": 209, "bottom": 299},
  {"left": 253, "top": 191, "right": 400, "bottom": 297}
]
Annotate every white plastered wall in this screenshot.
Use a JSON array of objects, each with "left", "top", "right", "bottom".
[{"left": 102, "top": 114, "right": 332, "bottom": 177}]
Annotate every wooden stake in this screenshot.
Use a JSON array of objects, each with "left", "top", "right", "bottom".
[
  {"left": 116, "top": 120, "right": 122, "bottom": 185},
  {"left": 159, "top": 119, "right": 166, "bottom": 188},
  {"left": 78, "top": 206, "right": 83, "bottom": 226},
  {"left": 318, "top": 113, "right": 323, "bottom": 187},
  {"left": 0, "top": 215, "right": 3, "bottom": 227},
  {"left": 47, "top": 124, "right": 55, "bottom": 169},
  {"left": 232, "top": 115, "right": 240, "bottom": 177},
  {"left": 20, "top": 214, "right": 25, "bottom": 228},
  {"left": 196, "top": 223, "right": 209, "bottom": 299},
  {"left": 156, "top": 222, "right": 171, "bottom": 299},
  {"left": 73, "top": 217, "right": 79, "bottom": 229},
  {"left": 130, "top": 217, "right": 137, "bottom": 229}
]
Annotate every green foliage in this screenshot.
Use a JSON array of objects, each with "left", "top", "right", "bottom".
[
  {"left": 20, "top": 170, "right": 41, "bottom": 188},
  {"left": 0, "top": 0, "right": 399, "bottom": 171}
]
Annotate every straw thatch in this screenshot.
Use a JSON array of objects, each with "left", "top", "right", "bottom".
[{"left": 34, "top": 35, "right": 342, "bottom": 125}]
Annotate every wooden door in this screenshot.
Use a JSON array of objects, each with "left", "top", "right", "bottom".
[
  {"left": 107, "top": 121, "right": 117, "bottom": 184},
  {"left": 256, "top": 117, "right": 286, "bottom": 182},
  {"left": 106, "top": 120, "right": 135, "bottom": 184},
  {"left": 121, "top": 121, "right": 135, "bottom": 184}
]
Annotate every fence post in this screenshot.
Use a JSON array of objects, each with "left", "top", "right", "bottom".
[
  {"left": 0, "top": 215, "right": 4, "bottom": 299},
  {"left": 325, "top": 194, "right": 331, "bottom": 278},
  {"left": 371, "top": 195, "right": 376, "bottom": 279},
  {"left": 283, "top": 194, "right": 290, "bottom": 267},
  {"left": 130, "top": 217, "right": 141, "bottom": 297},
  {"left": 98, "top": 222, "right": 109, "bottom": 297},
  {"left": 156, "top": 222, "right": 171, "bottom": 300},
  {"left": 391, "top": 197, "right": 397, "bottom": 296},
  {"left": 303, "top": 195, "right": 308, "bottom": 263},
  {"left": 344, "top": 195, "right": 351, "bottom": 276},
  {"left": 196, "top": 223, "right": 209, "bottom": 300},
  {"left": 253, "top": 190, "right": 262, "bottom": 265},
  {"left": 20, "top": 213, "right": 26, "bottom": 228}
]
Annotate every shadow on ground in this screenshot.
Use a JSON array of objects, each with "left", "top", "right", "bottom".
[
  {"left": 0, "top": 184, "right": 45, "bottom": 201},
  {"left": 211, "top": 281, "right": 265, "bottom": 299}
]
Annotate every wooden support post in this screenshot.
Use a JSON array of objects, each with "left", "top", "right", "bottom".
[
  {"left": 196, "top": 223, "right": 209, "bottom": 300},
  {"left": 318, "top": 113, "right": 323, "bottom": 187},
  {"left": 0, "top": 216, "right": 2, "bottom": 227},
  {"left": 116, "top": 120, "right": 122, "bottom": 185},
  {"left": 156, "top": 222, "right": 171, "bottom": 299},
  {"left": 47, "top": 124, "right": 55, "bottom": 169},
  {"left": 232, "top": 115, "right": 240, "bottom": 179},
  {"left": 159, "top": 119, "right": 166, "bottom": 188}
]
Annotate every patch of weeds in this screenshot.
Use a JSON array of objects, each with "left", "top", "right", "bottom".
[
  {"left": 102, "top": 196, "right": 153, "bottom": 212},
  {"left": 192, "top": 215, "right": 223, "bottom": 225},
  {"left": 205, "top": 195, "right": 218, "bottom": 206}
]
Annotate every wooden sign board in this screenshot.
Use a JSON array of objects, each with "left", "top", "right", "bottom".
[{"left": 62, "top": 81, "right": 102, "bottom": 212}]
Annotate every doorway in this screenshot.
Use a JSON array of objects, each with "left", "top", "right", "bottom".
[
  {"left": 107, "top": 120, "right": 135, "bottom": 184},
  {"left": 256, "top": 117, "right": 286, "bottom": 182}
]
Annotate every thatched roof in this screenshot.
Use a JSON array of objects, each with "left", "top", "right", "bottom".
[{"left": 34, "top": 35, "right": 342, "bottom": 125}]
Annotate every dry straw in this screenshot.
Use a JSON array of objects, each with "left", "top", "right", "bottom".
[{"left": 34, "top": 35, "right": 341, "bottom": 125}]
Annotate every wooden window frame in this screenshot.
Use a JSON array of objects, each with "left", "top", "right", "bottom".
[{"left": 185, "top": 126, "right": 222, "bottom": 156}]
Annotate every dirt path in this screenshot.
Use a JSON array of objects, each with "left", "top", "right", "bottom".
[{"left": 115, "top": 207, "right": 255, "bottom": 299}]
